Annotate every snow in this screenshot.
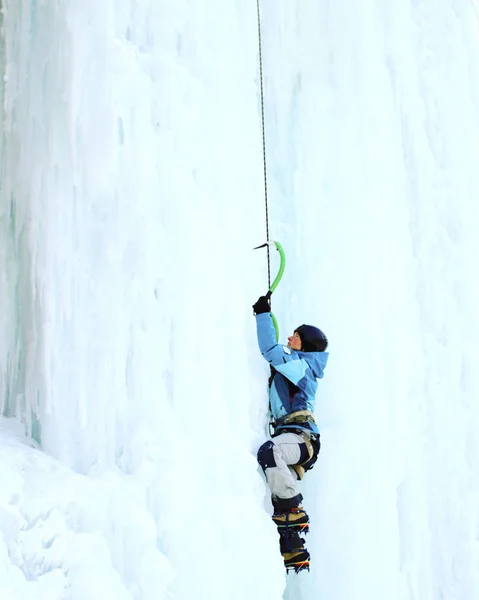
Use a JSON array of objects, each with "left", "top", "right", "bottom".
[{"left": 1, "top": 0, "right": 479, "bottom": 599}]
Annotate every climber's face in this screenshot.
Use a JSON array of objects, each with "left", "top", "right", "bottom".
[{"left": 287, "top": 332, "right": 302, "bottom": 351}]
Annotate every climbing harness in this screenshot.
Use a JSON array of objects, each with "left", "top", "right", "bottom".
[
  {"left": 272, "top": 410, "right": 318, "bottom": 479},
  {"left": 274, "top": 410, "right": 316, "bottom": 429},
  {"left": 290, "top": 433, "right": 316, "bottom": 480}
]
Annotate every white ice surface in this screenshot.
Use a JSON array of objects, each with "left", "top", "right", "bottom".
[{"left": 1, "top": 1, "right": 479, "bottom": 599}]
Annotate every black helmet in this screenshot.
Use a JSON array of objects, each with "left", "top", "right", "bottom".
[{"left": 294, "top": 324, "right": 328, "bottom": 352}]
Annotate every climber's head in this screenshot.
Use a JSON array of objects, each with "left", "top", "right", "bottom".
[
  {"left": 287, "top": 331, "right": 303, "bottom": 351},
  {"left": 293, "top": 324, "right": 328, "bottom": 352}
]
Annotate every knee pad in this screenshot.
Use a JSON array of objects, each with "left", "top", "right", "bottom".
[{"left": 257, "top": 440, "right": 276, "bottom": 470}]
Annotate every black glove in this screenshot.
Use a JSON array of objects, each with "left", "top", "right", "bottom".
[{"left": 253, "top": 295, "right": 271, "bottom": 315}]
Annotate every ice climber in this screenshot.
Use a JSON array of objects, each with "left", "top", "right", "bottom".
[{"left": 252, "top": 294, "right": 328, "bottom": 572}]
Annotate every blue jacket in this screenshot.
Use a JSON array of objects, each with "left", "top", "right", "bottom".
[{"left": 255, "top": 313, "right": 328, "bottom": 435}]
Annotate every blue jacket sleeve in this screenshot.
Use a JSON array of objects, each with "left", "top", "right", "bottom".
[
  {"left": 255, "top": 313, "right": 295, "bottom": 364},
  {"left": 255, "top": 314, "right": 310, "bottom": 386}
]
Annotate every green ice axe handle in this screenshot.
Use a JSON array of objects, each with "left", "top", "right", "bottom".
[
  {"left": 271, "top": 313, "right": 280, "bottom": 341},
  {"left": 268, "top": 241, "right": 286, "bottom": 295},
  {"left": 253, "top": 241, "right": 286, "bottom": 296},
  {"left": 269, "top": 241, "right": 285, "bottom": 341},
  {"left": 254, "top": 240, "right": 286, "bottom": 341}
]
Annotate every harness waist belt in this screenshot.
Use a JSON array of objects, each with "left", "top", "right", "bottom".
[{"left": 275, "top": 410, "right": 316, "bottom": 428}]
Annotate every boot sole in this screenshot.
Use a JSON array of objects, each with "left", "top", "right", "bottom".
[{"left": 285, "top": 559, "right": 310, "bottom": 573}]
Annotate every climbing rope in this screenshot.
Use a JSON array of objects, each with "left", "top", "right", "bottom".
[
  {"left": 254, "top": 2, "right": 287, "bottom": 342},
  {"left": 256, "top": 0, "right": 271, "bottom": 289}
]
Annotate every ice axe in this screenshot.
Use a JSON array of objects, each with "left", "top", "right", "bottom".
[{"left": 253, "top": 240, "right": 286, "bottom": 341}]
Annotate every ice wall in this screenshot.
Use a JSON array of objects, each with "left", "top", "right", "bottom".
[
  {"left": 1, "top": 1, "right": 284, "bottom": 598},
  {"left": 1, "top": 1, "right": 479, "bottom": 599}
]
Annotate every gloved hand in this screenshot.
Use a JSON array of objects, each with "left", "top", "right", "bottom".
[{"left": 252, "top": 295, "right": 271, "bottom": 315}]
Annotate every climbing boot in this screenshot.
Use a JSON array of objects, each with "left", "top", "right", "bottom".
[
  {"left": 272, "top": 506, "right": 309, "bottom": 534},
  {"left": 282, "top": 547, "right": 310, "bottom": 573},
  {"left": 279, "top": 531, "right": 310, "bottom": 573}
]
